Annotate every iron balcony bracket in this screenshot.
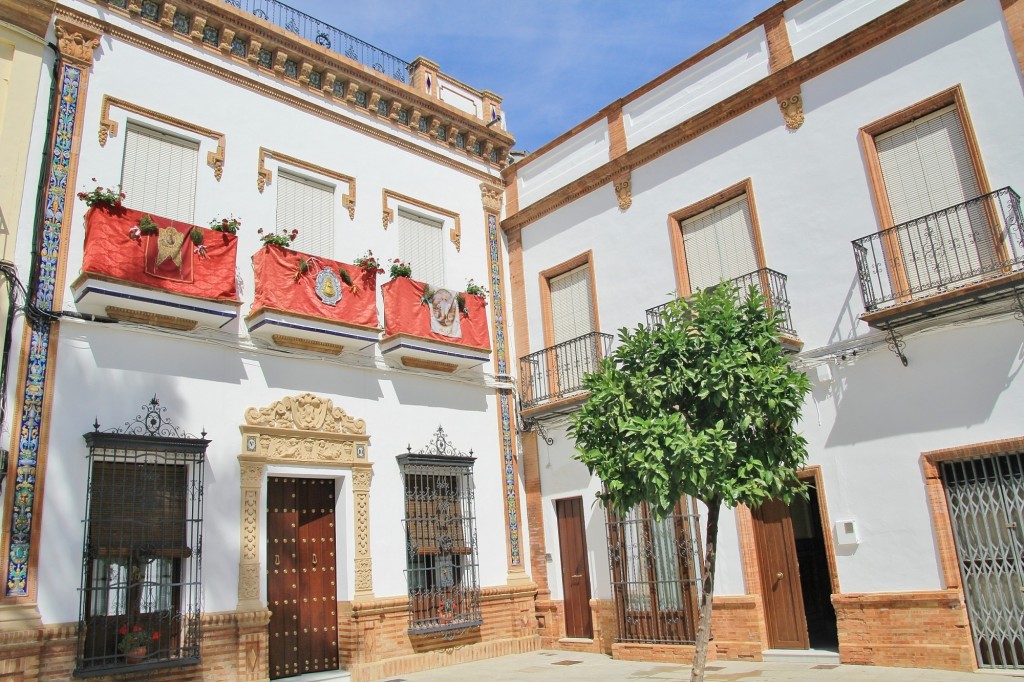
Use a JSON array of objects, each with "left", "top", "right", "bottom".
[{"left": 885, "top": 325, "right": 909, "bottom": 367}]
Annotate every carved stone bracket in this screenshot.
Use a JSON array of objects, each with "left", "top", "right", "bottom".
[
  {"left": 612, "top": 170, "right": 632, "bottom": 210},
  {"left": 480, "top": 183, "right": 502, "bottom": 214},
  {"left": 381, "top": 189, "right": 462, "bottom": 251},
  {"left": 256, "top": 148, "right": 356, "bottom": 219},
  {"left": 778, "top": 89, "right": 804, "bottom": 130},
  {"left": 55, "top": 20, "right": 100, "bottom": 66},
  {"left": 98, "top": 95, "right": 226, "bottom": 180},
  {"left": 238, "top": 393, "right": 373, "bottom": 609}
]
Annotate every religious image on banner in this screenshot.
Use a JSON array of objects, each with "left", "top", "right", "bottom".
[
  {"left": 144, "top": 222, "right": 194, "bottom": 283},
  {"left": 424, "top": 287, "right": 462, "bottom": 339},
  {"left": 315, "top": 268, "right": 343, "bottom": 306}
]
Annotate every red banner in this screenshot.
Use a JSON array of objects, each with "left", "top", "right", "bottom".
[
  {"left": 382, "top": 276, "right": 490, "bottom": 350},
  {"left": 81, "top": 206, "right": 238, "bottom": 300},
  {"left": 250, "top": 244, "right": 378, "bottom": 328}
]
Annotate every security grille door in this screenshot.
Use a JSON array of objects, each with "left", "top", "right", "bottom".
[
  {"left": 875, "top": 106, "right": 996, "bottom": 293},
  {"left": 942, "top": 455, "right": 1024, "bottom": 669},
  {"left": 267, "top": 478, "right": 338, "bottom": 680}
]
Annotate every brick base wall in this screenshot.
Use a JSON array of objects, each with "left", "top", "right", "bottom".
[
  {"left": 710, "top": 595, "right": 765, "bottom": 661},
  {"left": 834, "top": 590, "right": 975, "bottom": 671}
]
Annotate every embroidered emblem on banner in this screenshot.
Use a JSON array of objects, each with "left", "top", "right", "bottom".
[
  {"left": 426, "top": 287, "right": 462, "bottom": 339},
  {"left": 144, "top": 222, "right": 194, "bottom": 282},
  {"left": 315, "top": 269, "right": 343, "bottom": 306}
]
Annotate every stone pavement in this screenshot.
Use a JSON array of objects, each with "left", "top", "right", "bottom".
[{"left": 384, "top": 650, "right": 1024, "bottom": 681}]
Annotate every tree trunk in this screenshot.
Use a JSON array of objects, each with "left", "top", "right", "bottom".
[{"left": 690, "top": 496, "right": 722, "bottom": 682}]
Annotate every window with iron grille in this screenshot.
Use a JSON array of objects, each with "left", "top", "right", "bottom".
[
  {"left": 606, "top": 498, "right": 701, "bottom": 644},
  {"left": 398, "top": 428, "right": 482, "bottom": 637},
  {"left": 75, "top": 398, "right": 207, "bottom": 677}
]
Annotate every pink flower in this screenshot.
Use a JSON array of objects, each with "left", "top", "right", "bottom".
[
  {"left": 128, "top": 226, "right": 141, "bottom": 242},
  {"left": 194, "top": 245, "right": 208, "bottom": 258}
]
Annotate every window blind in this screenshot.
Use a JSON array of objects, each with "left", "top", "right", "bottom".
[
  {"left": 680, "top": 195, "right": 758, "bottom": 292},
  {"left": 121, "top": 124, "right": 199, "bottom": 224},
  {"left": 397, "top": 209, "right": 444, "bottom": 287},
  {"left": 549, "top": 265, "right": 594, "bottom": 345},
  {"left": 277, "top": 171, "right": 335, "bottom": 258}
]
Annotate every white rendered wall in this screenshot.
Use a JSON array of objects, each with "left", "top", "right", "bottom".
[
  {"left": 516, "top": 119, "right": 610, "bottom": 209},
  {"left": 518, "top": 0, "right": 1024, "bottom": 599},
  {"left": 27, "top": 3, "right": 519, "bottom": 627},
  {"left": 785, "top": 0, "right": 909, "bottom": 60}
]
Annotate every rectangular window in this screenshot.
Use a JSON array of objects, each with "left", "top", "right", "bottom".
[
  {"left": 398, "top": 209, "right": 444, "bottom": 286},
  {"left": 76, "top": 434, "right": 205, "bottom": 675},
  {"left": 680, "top": 194, "right": 759, "bottom": 292},
  {"left": 121, "top": 123, "right": 199, "bottom": 224},
  {"left": 549, "top": 265, "right": 594, "bottom": 345},
  {"left": 399, "top": 451, "right": 482, "bottom": 636},
  {"left": 607, "top": 499, "right": 701, "bottom": 644},
  {"left": 277, "top": 170, "right": 335, "bottom": 257}
]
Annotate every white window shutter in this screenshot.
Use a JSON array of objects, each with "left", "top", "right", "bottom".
[
  {"left": 277, "top": 171, "right": 335, "bottom": 257},
  {"left": 121, "top": 124, "right": 199, "bottom": 224},
  {"left": 681, "top": 195, "right": 758, "bottom": 291},
  {"left": 549, "top": 266, "right": 594, "bottom": 344},
  {"left": 398, "top": 209, "right": 444, "bottom": 287}
]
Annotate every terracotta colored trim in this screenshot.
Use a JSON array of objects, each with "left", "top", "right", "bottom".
[
  {"left": 607, "top": 104, "right": 627, "bottom": 160},
  {"left": 763, "top": 5, "right": 794, "bottom": 73},
  {"left": 381, "top": 189, "right": 462, "bottom": 251},
  {"left": 538, "top": 251, "right": 600, "bottom": 353},
  {"left": 506, "top": 228, "right": 530, "bottom": 360},
  {"left": 520, "top": 430, "right": 550, "bottom": 597},
  {"left": 501, "top": 0, "right": 965, "bottom": 232},
  {"left": 257, "top": 148, "right": 356, "bottom": 220},
  {"left": 733, "top": 503, "right": 770, "bottom": 649},
  {"left": 519, "top": 393, "right": 590, "bottom": 420},
  {"left": 55, "top": 6, "right": 506, "bottom": 186},
  {"left": 799, "top": 466, "right": 840, "bottom": 595},
  {"left": 99, "top": 95, "right": 225, "bottom": 180},
  {"left": 667, "top": 179, "right": 765, "bottom": 297},
  {"left": 1002, "top": 0, "right": 1024, "bottom": 75}
]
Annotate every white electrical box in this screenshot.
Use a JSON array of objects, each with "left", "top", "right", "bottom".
[{"left": 835, "top": 519, "right": 859, "bottom": 546}]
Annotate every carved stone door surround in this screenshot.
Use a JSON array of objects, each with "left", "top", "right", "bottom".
[{"left": 237, "top": 392, "right": 373, "bottom": 612}]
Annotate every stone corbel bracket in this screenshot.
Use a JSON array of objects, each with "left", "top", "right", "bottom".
[
  {"left": 257, "top": 148, "right": 356, "bottom": 220},
  {"left": 381, "top": 189, "right": 462, "bottom": 251},
  {"left": 99, "top": 95, "right": 226, "bottom": 180},
  {"left": 778, "top": 89, "right": 804, "bottom": 131},
  {"left": 238, "top": 393, "right": 374, "bottom": 607},
  {"left": 612, "top": 169, "right": 632, "bottom": 210},
  {"left": 55, "top": 20, "right": 100, "bottom": 66}
]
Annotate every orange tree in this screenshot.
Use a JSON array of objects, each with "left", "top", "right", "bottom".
[{"left": 570, "top": 282, "right": 810, "bottom": 682}]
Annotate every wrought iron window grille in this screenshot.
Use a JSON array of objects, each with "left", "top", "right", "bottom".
[
  {"left": 606, "top": 499, "right": 702, "bottom": 645},
  {"left": 398, "top": 427, "right": 483, "bottom": 640},
  {"left": 74, "top": 397, "right": 207, "bottom": 678}
]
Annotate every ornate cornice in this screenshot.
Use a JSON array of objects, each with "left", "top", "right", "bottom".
[
  {"left": 381, "top": 189, "right": 462, "bottom": 252},
  {"left": 257, "top": 148, "right": 356, "bottom": 219},
  {"left": 55, "top": 19, "right": 99, "bottom": 65}
]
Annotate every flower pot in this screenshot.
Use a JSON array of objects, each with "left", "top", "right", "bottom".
[{"left": 125, "top": 645, "right": 147, "bottom": 664}]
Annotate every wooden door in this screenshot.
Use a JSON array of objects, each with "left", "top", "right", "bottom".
[
  {"left": 268, "top": 477, "right": 339, "bottom": 680},
  {"left": 751, "top": 498, "right": 808, "bottom": 650},
  {"left": 556, "top": 497, "right": 593, "bottom": 638}
]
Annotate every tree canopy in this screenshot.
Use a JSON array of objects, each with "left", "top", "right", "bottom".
[{"left": 570, "top": 282, "right": 812, "bottom": 517}]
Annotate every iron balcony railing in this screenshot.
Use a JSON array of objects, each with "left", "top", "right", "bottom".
[
  {"left": 852, "top": 187, "right": 1024, "bottom": 312},
  {"left": 224, "top": 0, "right": 412, "bottom": 83},
  {"left": 519, "top": 332, "right": 613, "bottom": 410},
  {"left": 645, "top": 268, "right": 796, "bottom": 337}
]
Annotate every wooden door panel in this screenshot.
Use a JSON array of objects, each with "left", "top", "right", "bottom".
[
  {"left": 268, "top": 477, "right": 300, "bottom": 680},
  {"left": 556, "top": 497, "right": 593, "bottom": 639},
  {"left": 752, "top": 499, "right": 808, "bottom": 650},
  {"left": 298, "top": 479, "right": 338, "bottom": 674}
]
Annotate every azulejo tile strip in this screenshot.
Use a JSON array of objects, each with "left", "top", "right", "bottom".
[
  {"left": 5, "top": 63, "right": 80, "bottom": 596},
  {"left": 487, "top": 212, "right": 521, "bottom": 566}
]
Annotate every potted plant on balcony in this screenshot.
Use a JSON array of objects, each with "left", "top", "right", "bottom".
[
  {"left": 258, "top": 227, "right": 298, "bottom": 247},
  {"left": 118, "top": 624, "right": 159, "bottom": 664},
  {"left": 209, "top": 215, "right": 242, "bottom": 235},
  {"left": 77, "top": 180, "right": 125, "bottom": 211},
  {"left": 389, "top": 258, "right": 412, "bottom": 279}
]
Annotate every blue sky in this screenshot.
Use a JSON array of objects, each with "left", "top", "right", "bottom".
[{"left": 294, "top": 1, "right": 778, "bottom": 152}]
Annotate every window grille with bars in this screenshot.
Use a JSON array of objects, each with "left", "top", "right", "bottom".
[
  {"left": 606, "top": 498, "right": 701, "bottom": 644},
  {"left": 398, "top": 428, "right": 482, "bottom": 638},
  {"left": 75, "top": 398, "right": 207, "bottom": 676}
]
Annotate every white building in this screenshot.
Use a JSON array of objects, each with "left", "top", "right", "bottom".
[{"left": 502, "top": 0, "right": 1024, "bottom": 673}]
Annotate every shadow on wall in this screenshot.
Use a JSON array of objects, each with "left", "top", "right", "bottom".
[
  {"left": 260, "top": 353, "right": 383, "bottom": 402},
  {"left": 825, "top": 322, "right": 1024, "bottom": 448},
  {"left": 389, "top": 372, "right": 489, "bottom": 412},
  {"left": 827, "top": 274, "right": 868, "bottom": 345}
]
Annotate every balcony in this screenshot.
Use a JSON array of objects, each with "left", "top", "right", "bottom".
[
  {"left": 853, "top": 187, "right": 1024, "bottom": 328},
  {"left": 71, "top": 206, "right": 240, "bottom": 330},
  {"left": 380, "top": 277, "right": 491, "bottom": 373},
  {"left": 519, "top": 332, "right": 613, "bottom": 412},
  {"left": 645, "top": 268, "right": 798, "bottom": 348},
  {"left": 245, "top": 244, "right": 381, "bottom": 354}
]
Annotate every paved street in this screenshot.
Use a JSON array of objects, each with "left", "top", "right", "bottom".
[{"left": 387, "top": 650, "right": 1024, "bottom": 681}]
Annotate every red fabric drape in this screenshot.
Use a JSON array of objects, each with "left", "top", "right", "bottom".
[
  {"left": 81, "top": 206, "right": 238, "bottom": 300},
  {"left": 249, "top": 245, "right": 378, "bottom": 328},
  {"left": 382, "top": 276, "right": 490, "bottom": 350}
]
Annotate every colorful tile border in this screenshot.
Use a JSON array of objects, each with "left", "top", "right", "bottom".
[
  {"left": 5, "top": 61, "right": 81, "bottom": 596},
  {"left": 485, "top": 210, "right": 521, "bottom": 566}
]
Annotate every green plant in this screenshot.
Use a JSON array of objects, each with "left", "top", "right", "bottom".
[
  {"left": 209, "top": 215, "right": 242, "bottom": 234},
  {"left": 117, "top": 624, "right": 159, "bottom": 654},
  {"left": 78, "top": 180, "right": 125, "bottom": 209},
  {"left": 464, "top": 279, "right": 488, "bottom": 297},
  {"left": 354, "top": 250, "right": 384, "bottom": 276},
  {"left": 389, "top": 258, "right": 412, "bottom": 279},
  {"left": 570, "top": 282, "right": 811, "bottom": 682},
  {"left": 258, "top": 227, "right": 298, "bottom": 247}
]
